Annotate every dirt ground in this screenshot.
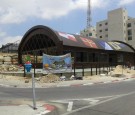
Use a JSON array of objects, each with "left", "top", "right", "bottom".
[{"left": 0, "top": 65, "right": 135, "bottom": 87}]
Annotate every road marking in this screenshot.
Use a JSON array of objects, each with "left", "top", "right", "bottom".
[
  {"left": 67, "top": 101, "right": 73, "bottom": 112},
  {"left": 81, "top": 98, "right": 99, "bottom": 104},
  {"left": 57, "top": 85, "right": 70, "bottom": 87},
  {"left": 51, "top": 100, "right": 69, "bottom": 103},
  {"left": 89, "top": 99, "right": 99, "bottom": 104},
  {"left": 40, "top": 110, "right": 50, "bottom": 114},
  {"left": 36, "top": 110, "right": 50, "bottom": 115},
  {"left": 103, "top": 81, "right": 111, "bottom": 83},
  {"left": 62, "top": 91, "right": 135, "bottom": 115},
  {"left": 83, "top": 83, "right": 94, "bottom": 85},
  {"left": 0, "top": 84, "right": 10, "bottom": 87}
]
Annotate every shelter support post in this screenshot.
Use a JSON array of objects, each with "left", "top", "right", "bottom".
[
  {"left": 134, "top": 53, "right": 135, "bottom": 70},
  {"left": 96, "top": 64, "right": 97, "bottom": 75},
  {"left": 91, "top": 64, "right": 92, "bottom": 76},
  {"left": 24, "top": 65, "right": 26, "bottom": 77},
  {"left": 74, "top": 63, "right": 76, "bottom": 76},
  {"left": 82, "top": 64, "right": 84, "bottom": 76}
]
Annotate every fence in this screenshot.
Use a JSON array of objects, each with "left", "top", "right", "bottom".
[
  {"left": 72, "top": 62, "right": 122, "bottom": 76},
  {"left": 23, "top": 62, "right": 125, "bottom": 77}
]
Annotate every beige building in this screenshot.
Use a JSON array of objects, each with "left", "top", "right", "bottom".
[
  {"left": 80, "top": 26, "right": 97, "bottom": 38},
  {"left": 80, "top": 8, "right": 135, "bottom": 48},
  {"left": 97, "top": 8, "right": 128, "bottom": 42},
  {"left": 96, "top": 20, "right": 108, "bottom": 41},
  {"left": 126, "top": 18, "right": 135, "bottom": 48}
]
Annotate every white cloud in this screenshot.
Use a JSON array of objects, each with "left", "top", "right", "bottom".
[
  {"left": 118, "top": 0, "right": 135, "bottom": 6},
  {"left": 0, "top": 8, "right": 25, "bottom": 24},
  {"left": 0, "top": 30, "right": 22, "bottom": 47},
  {"left": 0, "top": 0, "right": 108, "bottom": 24}
]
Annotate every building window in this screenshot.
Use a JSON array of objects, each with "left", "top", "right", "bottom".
[
  {"left": 89, "top": 33, "right": 92, "bottom": 36},
  {"left": 105, "top": 28, "right": 108, "bottom": 31},
  {"left": 128, "top": 36, "right": 132, "bottom": 40},
  {"left": 99, "top": 24, "right": 102, "bottom": 26},
  {"left": 105, "top": 34, "right": 108, "bottom": 37},
  {"left": 100, "top": 36, "right": 102, "bottom": 38},
  {"left": 99, "top": 30, "right": 102, "bottom": 32},
  {"left": 127, "top": 23, "right": 131, "bottom": 27},
  {"left": 105, "top": 22, "right": 108, "bottom": 25},
  {"left": 86, "top": 34, "right": 88, "bottom": 37},
  {"left": 128, "top": 30, "right": 132, "bottom": 35}
]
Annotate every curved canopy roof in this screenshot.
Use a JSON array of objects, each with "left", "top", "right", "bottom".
[
  {"left": 19, "top": 25, "right": 135, "bottom": 53},
  {"left": 57, "top": 31, "right": 135, "bottom": 52}
]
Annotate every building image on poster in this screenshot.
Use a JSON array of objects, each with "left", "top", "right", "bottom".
[{"left": 43, "top": 53, "right": 72, "bottom": 73}]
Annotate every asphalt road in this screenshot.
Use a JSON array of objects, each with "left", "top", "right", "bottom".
[
  {"left": 1, "top": 80, "right": 135, "bottom": 100},
  {"left": 1, "top": 80, "right": 135, "bottom": 114}
]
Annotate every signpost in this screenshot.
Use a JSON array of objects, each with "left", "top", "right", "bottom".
[
  {"left": 32, "top": 73, "right": 37, "bottom": 110},
  {"left": 25, "top": 64, "right": 37, "bottom": 110}
]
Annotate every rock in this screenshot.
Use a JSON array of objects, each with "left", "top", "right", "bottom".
[
  {"left": 100, "top": 74, "right": 106, "bottom": 77},
  {"left": 35, "top": 77, "right": 41, "bottom": 81},
  {"left": 25, "top": 79, "right": 29, "bottom": 83}
]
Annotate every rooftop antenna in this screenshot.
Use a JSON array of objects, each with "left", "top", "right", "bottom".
[{"left": 87, "top": 0, "right": 92, "bottom": 28}]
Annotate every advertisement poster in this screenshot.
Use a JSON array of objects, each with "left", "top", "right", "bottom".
[{"left": 43, "top": 53, "right": 72, "bottom": 73}]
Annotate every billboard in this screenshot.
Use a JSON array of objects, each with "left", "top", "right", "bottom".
[{"left": 43, "top": 53, "right": 72, "bottom": 74}]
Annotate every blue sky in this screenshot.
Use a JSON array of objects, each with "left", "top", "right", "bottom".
[{"left": 0, "top": 0, "right": 135, "bottom": 47}]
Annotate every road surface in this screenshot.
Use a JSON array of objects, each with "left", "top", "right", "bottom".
[{"left": 0, "top": 79, "right": 135, "bottom": 115}]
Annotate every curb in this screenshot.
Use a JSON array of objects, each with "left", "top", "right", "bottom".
[
  {"left": 56, "top": 76, "right": 135, "bottom": 88},
  {"left": 36, "top": 104, "right": 56, "bottom": 115},
  {"left": 1, "top": 76, "right": 135, "bottom": 88}
]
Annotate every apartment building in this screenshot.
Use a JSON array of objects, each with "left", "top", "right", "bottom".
[
  {"left": 80, "top": 8, "right": 135, "bottom": 48},
  {"left": 126, "top": 18, "right": 135, "bottom": 48},
  {"left": 96, "top": 20, "right": 108, "bottom": 41},
  {"left": 97, "top": 8, "right": 128, "bottom": 42},
  {"left": 80, "top": 26, "right": 97, "bottom": 38}
]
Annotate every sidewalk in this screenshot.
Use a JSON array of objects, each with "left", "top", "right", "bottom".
[
  {"left": 0, "top": 74, "right": 135, "bottom": 88},
  {"left": 0, "top": 102, "right": 56, "bottom": 115}
]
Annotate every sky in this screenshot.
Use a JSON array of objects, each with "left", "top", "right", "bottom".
[{"left": 0, "top": 0, "right": 135, "bottom": 47}]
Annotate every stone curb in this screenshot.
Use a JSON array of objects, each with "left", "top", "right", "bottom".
[
  {"left": 36, "top": 104, "right": 56, "bottom": 115},
  {"left": 56, "top": 76, "right": 135, "bottom": 88},
  {"left": 0, "top": 76, "right": 135, "bottom": 88}
]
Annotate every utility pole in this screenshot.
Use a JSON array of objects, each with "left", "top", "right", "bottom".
[{"left": 87, "top": 0, "right": 91, "bottom": 28}]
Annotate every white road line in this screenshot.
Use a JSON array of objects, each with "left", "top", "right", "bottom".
[
  {"left": 83, "top": 83, "right": 94, "bottom": 85},
  {"left": 0, "top": 84, "right": 10, "bottom": 87},
  {"left": 62, "top": 91, "right": 135, "bottom": 115},
  {"left": 51, "top": 100, "right": 69, "bottom": 104},
  {"left": 81, "top": 98, "right": 99, "bottom": 104},
  {"left": 36, "top": 110, "right": 50, "bottom": 115},
  {"left": 103, "top": 81, "right": 111, "bottom": 83},
  {"left": 67, "top": 101, "right": 73, "bottom": 112},
  {"left": 89, "top": 99, "right": 99, "bottom": 105},
  {"left": 57, "top": 85, "right": 70, "bottom": 87},
  {"left": 40, "top": 110, "right": 50, "bottom": 114}
]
